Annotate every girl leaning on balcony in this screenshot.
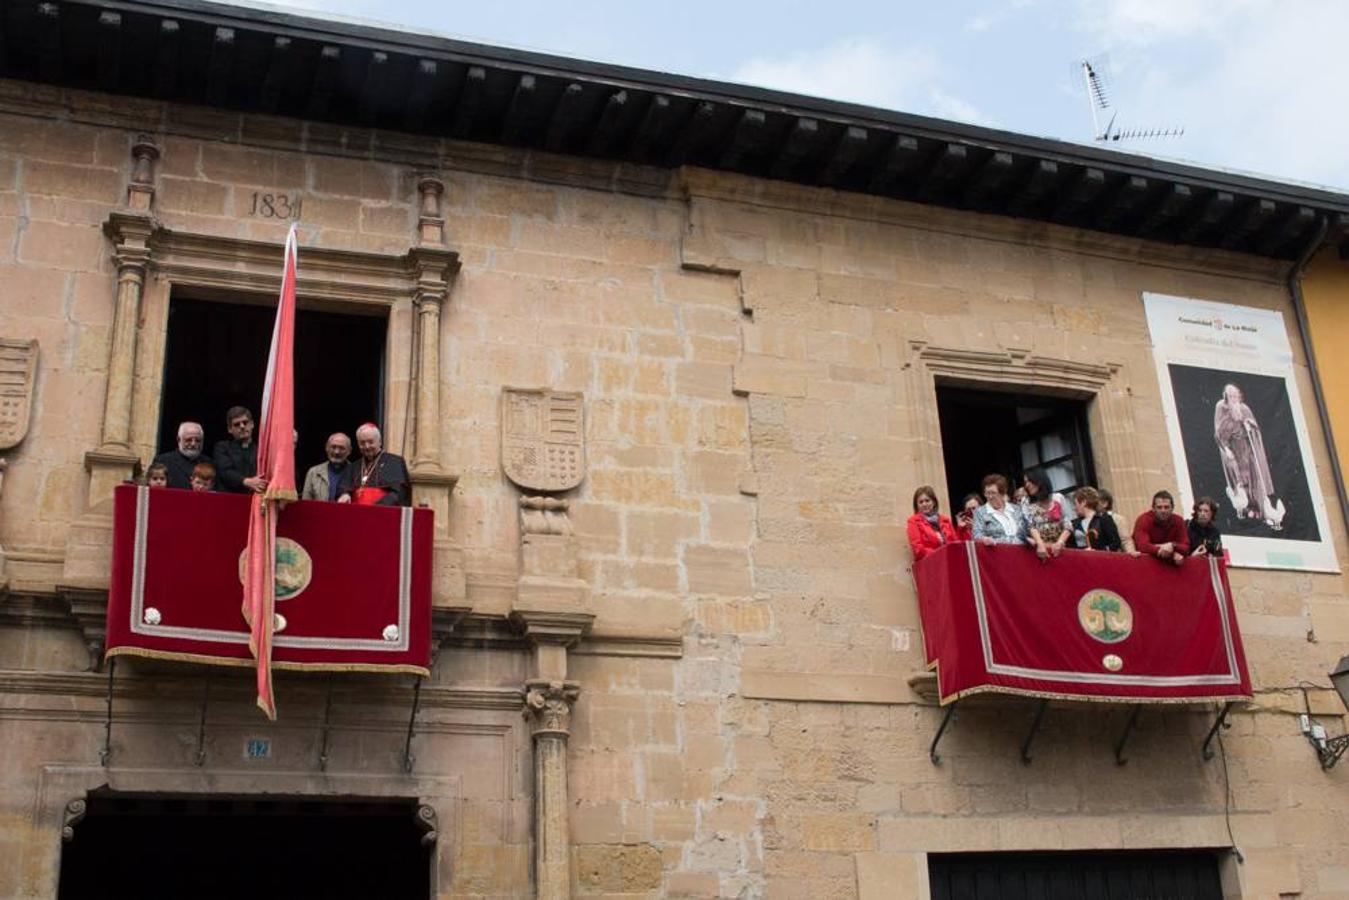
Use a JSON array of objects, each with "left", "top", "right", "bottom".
[
  {"left": 1069, "top": 486, "right": 1123, "bottom": 551},
  {"left": 1021, "top": 467, "right": 1072, "bottom": 560},
  {"left": 971, "top": 474, "right": 1027, "bottom": 546},
  {"left": 907, "top": 485, "right": 961, "bottom": 562}
]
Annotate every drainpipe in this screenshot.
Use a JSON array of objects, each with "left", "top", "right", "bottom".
[{"left": 1286, "top": 213, "right": 1349, "bottom": 537}]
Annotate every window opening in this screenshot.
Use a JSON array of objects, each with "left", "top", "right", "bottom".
[
  {"left": 157, "top": 294, "right": 388, "bottom": 474},
  {"left": 928, "top": 849, "right": 1227, "bottom": 900},
  {"left": 936, "top": 384, "right": 1097, "bottom": 505},
  {"left": 58, "top": 791, "right": 431, "bottom": 899}
]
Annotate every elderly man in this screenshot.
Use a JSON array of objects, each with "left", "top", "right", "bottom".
[
  {"left": 153, "top": 421, "right": 206, "bottom": 490},
  {"left": 213, "top": 405, "right": 268, "bottom": 494},
  {"left": 1133, "top": 490, "right": 1191, "bottom": 566},
  {"left": 302, "top": 432, "right": 353, "bottom": 501},
  {"left": 336, "top": 423, "right": 409, "bottom": 507}
]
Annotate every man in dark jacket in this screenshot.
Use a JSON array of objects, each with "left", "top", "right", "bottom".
[
  {"left": 153, "top": 421, "right": 206, "bottom": 489},
  {"left": 336, "top": 422, "right": 409, "bottom": 507},
  {"left": 213, "top": 405, "right": 268, "bottom": 494}
]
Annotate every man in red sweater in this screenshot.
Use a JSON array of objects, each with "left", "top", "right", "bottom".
[{"left": 1133, "top": 490, "right": 1190, "bottom": 566}]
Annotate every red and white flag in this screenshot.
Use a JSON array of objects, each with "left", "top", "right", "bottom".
[{"left": 242, "top": 223, "right": 299, "bottom": 719}]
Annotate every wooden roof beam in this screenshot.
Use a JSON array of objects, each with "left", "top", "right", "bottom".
[
  {"left": 500, "top": 73, "right": 540, "bottom": 145},
  {"left": 962, "top": 150, "right": 1015, "bottom": 209},
  {"left": 1051, "top": 167, "right": 1107, "bottom": 222},
  {"left": 818, "top": 125, "right": 869, "bottom": 186},
  {"left": 769, "top": 117, "right": 823, "bottom": 181},
  {"left": 258, "top": 36, "right": 293, "bottom": 114},
  {"left": 206, "top": 27, "right": 234, "bottom": 106},
  {"left": 867, "top": 134, "right": 922, "bottom": 194},
  {"left": 1135, "top": 183, "right": 1194, "bottom": 238},
  {"left": 305, "top": 45, "right": 341, "bottom": 119},
  {"left": 358, "top": 51, "right": 391, "bottom": 125},
  {"left": 403, "top": 59, "right": 441, "bottom": 132},
  {"left": 915, "top": 143, "right": 972, "bottom": 202},
  {"left": 1257, "top": 205, "right": 1316, "bottom": 256},
  {"left": 449, "top": 65, "right": 487, "bottom": 138},
  {"left": 1220, "top": 198, "right": 1276, "bottom": 250},
  {"left": 96, "top": 11, "right": 121, "bottom": 87},
  {"left": 1177, "top": 190, "right": 1235, "bottom": 243},
  {"left": 718, "top": 108, "right": 768, "bottom": 170},
  {"left": 544, "top": 83, "right": 586, "bottom": 152},
  {"left": 36, "top": 3, "right": 61, "bottom": 82},
  {"left": 586, "top": 89, "right": 630, "bottom": 156},
  {"left": 153, "top": 18, "right": 179, "bottom": 97},
  {"left": 1006, "top": 159, "right": 1061, "bottom": 218}
]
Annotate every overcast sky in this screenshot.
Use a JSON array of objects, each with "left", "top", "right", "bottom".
[{"left": 221, "top": 0, "right": 1347, "bottom": 192}]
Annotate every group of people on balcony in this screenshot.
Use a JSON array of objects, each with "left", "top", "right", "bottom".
[
  {"left": 907, "top": 467, "right": 1224, "bottom": 566},
  {"left": 143, "top": 407, "right": 410, "bottom": 506}
]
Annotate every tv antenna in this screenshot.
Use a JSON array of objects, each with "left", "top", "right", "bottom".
[{"left": 1077, "top": 56, "right": 1184, "bottom": 143}]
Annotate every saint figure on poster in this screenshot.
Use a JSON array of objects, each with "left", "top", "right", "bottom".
[{"left": 1214, "top": 383, "right": 1285, "bottom": 531}]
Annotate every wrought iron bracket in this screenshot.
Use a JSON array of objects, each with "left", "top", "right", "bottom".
[
  {"left": 318, "top": 676, "right": 336, "bottom": 772},
  {"left": 1114, "top": 706, "right": 1142, "bottom": 766},
  {"left": 194, "top": 674, "right": 212, "bottom": 767},
  {"left": 403, "top": 677, "right": 424, "bottom": 773},
  {"left": 1020, "top": 699, "right": 1050, "bottom": 765},
  {"left": 929, "top": 703, "right": 958, "bottom": 765},
  {"left": 1201, "top": 701, "right": 1235, "bottom": 761},
  {"left": 99, "top": 658, "right": 116, "bottom": 767}
]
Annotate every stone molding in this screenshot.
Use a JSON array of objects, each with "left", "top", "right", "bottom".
[
  {"left": 903, "top": 339, "right": 1147, "bottom": 509},
  {"left": 679, "top": 168, "right": 1287, "bottom": 283},
  {"left": 509, "top": 609, "right": 594, "bottom": 648}
]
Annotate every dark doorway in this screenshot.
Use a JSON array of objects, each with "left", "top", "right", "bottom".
[
  {"left": 936, "top": 384, "right": 1097, "bottom": 505},
  {"left": 157, "top": 295, "right": 387, "bottom": 476},
  {"left": 58, "top": 792, "right": 431, "bottom": 899},
  {"left": 929, "top": 849, "right": 1227, "bottom": 900}
]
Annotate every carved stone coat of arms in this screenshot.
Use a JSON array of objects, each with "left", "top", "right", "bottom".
[
  {"left": 0, "top": 339, "right": 37, "bottom": 450},
  {"left": 500, "top": 388, "right": 585, "bottom": 492}
]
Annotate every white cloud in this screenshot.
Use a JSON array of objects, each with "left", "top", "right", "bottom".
[{"left": 727, "top": 38, "right": 993, "bottom": 126}]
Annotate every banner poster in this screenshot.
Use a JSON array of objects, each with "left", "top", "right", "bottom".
[{"left": 1142, "top": 292, "right": 1338, "bottom": 572}]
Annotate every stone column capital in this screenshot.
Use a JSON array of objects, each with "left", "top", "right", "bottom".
[{"left": 524, "top": 679, "right": 581, "bottom": 739}]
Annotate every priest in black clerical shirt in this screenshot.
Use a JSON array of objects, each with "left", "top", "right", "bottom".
[
  {"left": 212, "top": 406, "right": 267, "bottom": 494},
  {"left": 152, "top": 421, "right": 206, "bottom": 489},
  {"left": 336, "top": 423, "right": 410, "bottom": 507}
]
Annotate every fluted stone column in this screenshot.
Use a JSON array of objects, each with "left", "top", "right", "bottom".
[
  {"left": 525, "top": 678, "right": 580, "bottom": 900},
  {"left": 98, "top": 219, "right": 152, "bottom": 452}
]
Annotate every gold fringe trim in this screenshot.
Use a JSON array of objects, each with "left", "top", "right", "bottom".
[
  {"left": 939, "top": 681, "right": 1251, "bottom": 707},
  {"left": 104, "top": 646, "right": 428, "bottom": 678},
  {"left": 263, "top": 487, "right": 299, "bottom": 503}
]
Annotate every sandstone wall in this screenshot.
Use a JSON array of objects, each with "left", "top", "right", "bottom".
[{"left": 0, "top": 81, "right": 1347, "bottom": 898}]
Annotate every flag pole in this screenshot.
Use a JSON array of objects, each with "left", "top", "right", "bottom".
[{"left": 243, "top": 222, "right": 299, "bottom": 719}]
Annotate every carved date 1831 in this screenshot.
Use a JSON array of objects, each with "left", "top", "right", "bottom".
[{"left": 249, "top": 192, "right": 302, "bottom": 219}]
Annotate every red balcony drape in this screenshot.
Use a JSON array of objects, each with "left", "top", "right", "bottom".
[
  {"left": 916, "top": 542, "right": 1252, "bottom": 705},
  {"left": 106, "top": 485, "right": 432, "bottom": 675}
]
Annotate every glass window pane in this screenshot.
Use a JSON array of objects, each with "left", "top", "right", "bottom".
[
  {"left": 1041, "top": 432, "right": 1070, "bottom": 460},
  {"left": 1046, "top": 462, "right": 1076, "bottom": 493},
  {"left": 1020, "top": 440, "right": 1039, "bottom": 467}
]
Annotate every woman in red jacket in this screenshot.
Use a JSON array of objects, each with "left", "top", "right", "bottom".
[{"left": 907, "top": 485, "right": 960, "bottom": 562}]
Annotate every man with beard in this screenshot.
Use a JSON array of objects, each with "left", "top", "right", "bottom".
[
  {"left": 213, "top": 406, "right": 268, "bottom": 494},
  {"left": 153, "top": 421, "right": 207, "bottom": 490},
  {"left": 336, "top": 423, "right": 409, "bottom": 507},
  {"left": 301, "top": 432, "right": 353, "bottom": 501}
]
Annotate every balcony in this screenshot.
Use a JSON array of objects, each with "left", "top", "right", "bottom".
[{"left": 912, "top": 542, "right": 1252, "bottom": 765}]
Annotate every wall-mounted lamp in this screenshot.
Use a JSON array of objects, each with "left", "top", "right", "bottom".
[{"left": 1302, "top": 656, "right": 1349, "bottom": 770}]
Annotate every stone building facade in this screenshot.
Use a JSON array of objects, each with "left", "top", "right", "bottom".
[{"left": 2, "top": 2, "right": 1349, "bottom": 897}]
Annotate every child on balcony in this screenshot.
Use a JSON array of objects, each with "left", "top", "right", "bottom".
[
  {"left": 190, "top": 462, "right": 217, "bottom": 492},
  {"left": 145, "top": 462, "right": 169, "bottom": 488}
]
